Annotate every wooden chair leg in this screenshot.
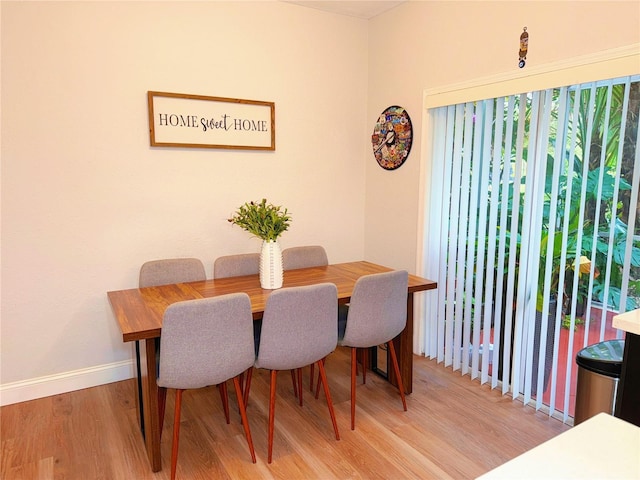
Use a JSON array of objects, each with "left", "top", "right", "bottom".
[
  {"left": 387, "top": 340, "right": 407, "bottom": 411},
  {"left": 238, "top": 372, "right": 245, "bottom": 394},
  {"left": 290, "top": 369, "right": 298, "bottom": 398},
  {"left": 309, "top": 363, "right": 315, "bottom": 392},
  {"left": 233, "top": 375, "right": 256, "bottom": 463},
  {"left": 268, "top": 370, "right": 278, "bottom": 464},
  {"left": 243, "top": 367, "right": 253, "bottom": 408},
  {"left": 317, "top": 360, "right": 340, "bottom": 440},
  {"left": 314, "top": 357, "right": 326, "bottom": 399},
  {"left": 158, "top": 386, "right": 167, "bottom": 438},
  {"left": 297, "top": 368, "right": 303, "bottom": 406},
  {"left": 171, "top": 389, "right": 184, "bottom": 480},
  {"left": 362, "top": 348, "right": 368, "bottom": 384},
  {"left": 218, "top": 382, "right": 230, "bottom": 424}
]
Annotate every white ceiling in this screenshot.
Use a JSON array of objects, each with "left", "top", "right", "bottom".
[{"left": 283, "top": 1, "right": 406, "bottom": 19}]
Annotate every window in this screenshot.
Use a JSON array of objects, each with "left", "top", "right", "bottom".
[{"left": 420, "top": 75, "right": 640, "bottom": 422}]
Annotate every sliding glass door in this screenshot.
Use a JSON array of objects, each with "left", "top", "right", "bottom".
[{"left": 421, "top": 75, "right": 640, "bottom": 422}]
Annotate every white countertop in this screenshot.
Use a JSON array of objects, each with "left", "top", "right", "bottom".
[
  {"left": 613, "top": 309, "right": 640, "bottom": 335},
  {"left": 477, "top": 413, "right": 640, "bottom": 479}
]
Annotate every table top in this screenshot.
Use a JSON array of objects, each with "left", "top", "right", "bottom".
[
  {"left": 108, "top": 261, "right": 437, "bottom": 342},
  {"left": 613, "top": 308, "right": 640, "bottom": 335},
  {"left": 476, "top": 413, "right": 640, "bottom": 479}
]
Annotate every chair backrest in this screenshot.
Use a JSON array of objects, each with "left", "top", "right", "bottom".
[
  {"left": 255, "top": 283, "right": 337, "bottom": 371},
  {"left": 157, "top": 293, "right": 255, "bottom": 390},
  {"left": 139, "top": 258, "right": 206, "bottom": 287},
  {"left": 340, "top": 270, "right": 409, "bottom": 348},
  {"left": 282, "top": 246, "right": 328, "bottom": 270},
  {"left": 213, "top": 253, "right": 260, "bottom": 279}
]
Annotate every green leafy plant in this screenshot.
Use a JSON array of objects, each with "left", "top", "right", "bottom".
[
  {"left": 228, "top": 199, "right": 291, "bottom": 242},
  {"left": 538, "top": 85, "right": 639, "bottom": 315}
]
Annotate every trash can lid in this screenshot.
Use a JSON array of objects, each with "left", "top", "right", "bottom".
[{"left": 576, "top": 339, "right": 624, "bottom": 377}]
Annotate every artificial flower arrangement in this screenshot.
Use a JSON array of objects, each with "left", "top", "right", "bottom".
[{"left": 228, "top": 199, "right": 291, "bottom": 242}]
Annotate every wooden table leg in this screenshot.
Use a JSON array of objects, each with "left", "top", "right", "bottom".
[
  {"left": 134, "top": 341, "right": 145, "bottom": 435},
  {"left": 387, "top": 293, "right": 413, "bottom": 395},
  {"left": 615, "top": 332, "right": 640, "bottom": 427},
  {"left": 138, "top": 338, "right": 163, "bottom": 472}
]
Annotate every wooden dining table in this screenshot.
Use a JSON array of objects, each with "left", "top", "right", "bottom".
[{"left": 107, "top": 261, "right": 436, "bottom": 472}]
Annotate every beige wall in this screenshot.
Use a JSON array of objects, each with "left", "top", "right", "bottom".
[
  {"left": 1, "top": 0, "right": 639, "bottom": 403},
  {"left": 0, "top": 1, "right": 368, "bottom": 398},
  {"left": 365, "top": 1, "right": 640, "bottom": 271}
]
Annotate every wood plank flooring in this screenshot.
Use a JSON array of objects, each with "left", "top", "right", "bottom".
[{"left": 1, "top": 348, "right": 569, "bottom": 479}]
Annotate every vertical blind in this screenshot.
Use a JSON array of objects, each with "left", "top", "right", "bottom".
[{"left": 420, "top": 75, "right": 640, "bottom": 422}]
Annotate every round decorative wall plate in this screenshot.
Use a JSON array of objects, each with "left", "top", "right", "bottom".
[{"left": 371, "top": 105, "right": 413, "bottom": 170}]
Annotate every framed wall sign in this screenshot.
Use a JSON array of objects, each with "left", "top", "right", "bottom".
[
  {"left": 371, "top": 105, "right": 413, "bottom": 170},
  {"left": 147, "top": 91, "right": 275, "bottom": 150}
]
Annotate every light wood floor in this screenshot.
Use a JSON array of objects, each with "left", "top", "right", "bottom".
[{"left": 1, "top": 348, "right": 569, "bottom": 479}]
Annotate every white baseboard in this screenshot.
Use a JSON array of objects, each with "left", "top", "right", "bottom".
[{"left": 0, "top": 360, "right": 136, "bottom": 407}]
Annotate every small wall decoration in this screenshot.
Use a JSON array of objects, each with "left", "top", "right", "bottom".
[
  {"left": 147, "top": 91, "right": 275, "bottom": 150},
  {"left": 519, "top": 27, "right": 529, "bottom": 68},
  {"left": 371, "top": 105, "right": 413, "bottom": 170}
]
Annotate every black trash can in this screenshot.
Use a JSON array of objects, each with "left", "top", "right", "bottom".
[{"left": 574, "top": 339, "right": 624, "bottom": 425}]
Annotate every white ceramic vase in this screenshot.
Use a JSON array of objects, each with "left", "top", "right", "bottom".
[{"left": 260, "top": 239, "right": 283, "bottom": 289}]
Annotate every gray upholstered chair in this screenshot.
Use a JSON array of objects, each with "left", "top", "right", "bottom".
[
  {"left": 213, "top": 253, "right": 260, "bottom": 279},
  {"left": 246, "top": 283, "right": 340, "bottom": 463},
  {"left": 135, "top": 257, "right": 212, "bottom": 428},
  {"left": 157, "top": 294, "right": 257, "bottom": 479},
  {"left": 213, "top": 252, "right": 263, "bottom": 398},
  {"left": 213, "top": 252, "right": 263, "bottom": 365},
  {"left": 282, "top": 245, "right": 328, "bottom": 270},
  {"left": 139, "top": 258, "right": 206, "bottom": 287},
  {"left": 281, "top": 245, "right": 329, "bottom": 391},
  {"left": 337, "top": 269, "right": 409, "bottom": 430},
  {"left": 213, "top": 252, "right": 307, "bottom": 396}
]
